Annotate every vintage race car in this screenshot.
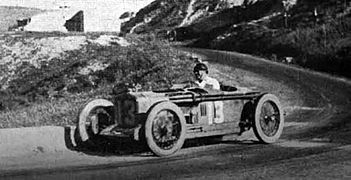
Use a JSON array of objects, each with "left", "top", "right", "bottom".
[{"left": 77, "top": 83, "right": 284, "bottom": 156}]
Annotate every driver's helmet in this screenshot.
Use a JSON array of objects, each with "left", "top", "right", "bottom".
[{"left": 193, "top": 63, "right": 208, "bottom": 74}]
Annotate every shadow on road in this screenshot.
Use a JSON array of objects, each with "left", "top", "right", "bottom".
[
  {"left": 63, "top": 127, "right": 150, "bottom": 156},
  {"left": 63, "top": 126, "right": 260, "bottom": 157}
]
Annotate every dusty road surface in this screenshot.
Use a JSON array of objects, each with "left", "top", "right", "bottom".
[{"left": 1, "top": 48, "right": 351, "bottom": 179}]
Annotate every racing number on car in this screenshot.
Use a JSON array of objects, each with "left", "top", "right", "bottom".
[
  {"left": 199, "top": 102, "right": 224, "bottom": 124},
  {"left": 214, "top": 101, "right": 224, "bottom": 123}
]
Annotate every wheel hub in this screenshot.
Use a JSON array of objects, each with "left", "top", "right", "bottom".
[
  {"left": 260, "top": 102, "right": 280, "bottom": 137},
  {"left": 91, "top": 115, "right": 99, "bottom": 134},
  {"left": 152, "top": 110, "right": 181, "bottom": 149},
  {"left": 89, "top": 108, "right": 111, "bottom": 135}
]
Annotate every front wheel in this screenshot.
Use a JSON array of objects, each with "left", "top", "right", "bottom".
[
  {"left": 145, "top": 101, "right": 186, "bottom": 156},
  {"left": 78, "top": 99, "right": 114, "bottom": 143},
  {"left": 253, "top": 94, "right": 284, "bottom": 143}
]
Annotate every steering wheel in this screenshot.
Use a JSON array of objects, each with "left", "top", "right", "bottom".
[
  {"left": 183, "top": 81, "right": 198, "bottom": 89},
  {"left": 171, "top": 81, "right": 198, "bottom": 90}
]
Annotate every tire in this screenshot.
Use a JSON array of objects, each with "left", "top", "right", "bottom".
[
  {"left": 253, "top": 94, "right": 284, "bottom": 143},
  {"left": 145, "top": 101, "right": 186, "bottom": 156},
  {"left": 78, "top": 99, "right": 114, "bottom": 143}
]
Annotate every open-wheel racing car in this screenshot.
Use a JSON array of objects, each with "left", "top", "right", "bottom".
[{"left": 77, "top": 83, "right": 284, "bottom": 156}]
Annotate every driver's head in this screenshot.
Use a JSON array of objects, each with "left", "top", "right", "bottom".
[{"left": 193, "top": 63, "right": 208, "bottom": 81}]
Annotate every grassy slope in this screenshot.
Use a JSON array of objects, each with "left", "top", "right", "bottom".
[
  {"left": 0, "top": 6, "right": 45, "bottom": 31},
  {"left": 0, "top": 33, "right": 193, "bottom": 128}
]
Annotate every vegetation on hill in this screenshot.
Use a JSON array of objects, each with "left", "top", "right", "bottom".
[
  {"left": 0, "top": 32, "right": 193, "bottom": 128},
  {"left": 208, "top": 0, "right": 351, "bottom": 77}
]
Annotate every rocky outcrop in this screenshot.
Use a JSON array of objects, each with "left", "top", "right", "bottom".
[
  {"left": 121, "top": 0, "right": 250, "bottom": 34},
  {"left": 121, "top": 0, "right": 289, "bottom": 38}
]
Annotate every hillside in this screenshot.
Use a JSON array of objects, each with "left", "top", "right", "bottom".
[
  {"left": 122, "top": 0, "right": 284, "bottom": 35},
  {"left": 209, "top": 0, "right": 351, "bottom": 77},
  {"left": 122, "top": 0, "right": 351, "bottom": 78},
  {"left": 0, "top": 6, "right": 45, "bottom": 31},
  {"left": 0, "top": 32, "right": 193, "bottom": 128}
]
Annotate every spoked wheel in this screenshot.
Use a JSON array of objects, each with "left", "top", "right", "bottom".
[
  {"left": 253, "top": 94, "right": 284, "bottom": 143},
  {"left": 78, "top": 99, "right": 114, "bottom": 143},
  {"left": 145, "top": 102, "right": 186, "bottom": 156}
]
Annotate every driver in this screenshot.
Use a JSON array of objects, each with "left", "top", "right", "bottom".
[
  {"left": 193, "top": 62, "right": 223, "bottom": 124},
  {"left": 193, "top": 62, "right": 220, "bottom": 90}
]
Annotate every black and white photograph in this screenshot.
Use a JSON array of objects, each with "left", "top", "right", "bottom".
[{"left": 0, "top": 0, "right": 350, "bottom": 179}]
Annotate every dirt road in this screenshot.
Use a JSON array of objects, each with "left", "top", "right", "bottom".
[{"left": 2, "top": 48, "right": 351, "bottom": 179}]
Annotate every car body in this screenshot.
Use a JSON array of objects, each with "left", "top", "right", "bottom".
[{"left": 77, "top": 83, "right": 284, "bottom": 156}]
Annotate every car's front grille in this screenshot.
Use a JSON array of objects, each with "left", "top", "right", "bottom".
[{"left": 116, "top": 99, "right": 137, "bottom": 127}]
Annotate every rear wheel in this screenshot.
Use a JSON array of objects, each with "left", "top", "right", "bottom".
[
  {"left": 145, "top": 102, "right": 186, "bottom": 156},
  {"left": 253, "top": 94, "right": 284, "bottom": 143}
]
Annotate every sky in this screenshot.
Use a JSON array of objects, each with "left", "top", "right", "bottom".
[
  {"left": 0, "top": 0, "right": 155, "bottom": 32},
  {"left": 0, "top": 0, "right": 153, "bottom": 11}
]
